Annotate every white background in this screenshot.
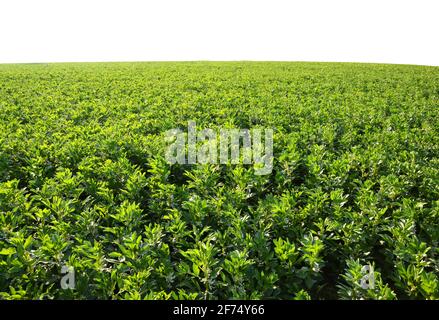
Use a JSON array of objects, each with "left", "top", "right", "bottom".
[{"left": 0, "top": 0, "right": 438, "bottom": 65}]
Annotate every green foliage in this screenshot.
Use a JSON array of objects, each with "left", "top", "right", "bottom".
[{"left": 0, "top": 62, "right": 438, "bottom": 299}]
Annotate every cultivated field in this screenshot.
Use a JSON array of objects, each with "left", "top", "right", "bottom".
[{"left": 0, "top": 62, "right": 438, "bottom": 299}]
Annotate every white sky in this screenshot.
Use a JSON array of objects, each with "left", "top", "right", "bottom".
[{"left": 0, "top": 0, "right": 438, "bottom": 65}]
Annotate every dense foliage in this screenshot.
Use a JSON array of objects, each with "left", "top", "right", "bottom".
[{"left": 0, "top": 62, "right": 438, "bottom": 299}]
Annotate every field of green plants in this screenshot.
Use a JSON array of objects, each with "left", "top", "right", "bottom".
[{"left": 0, "top": 62, "right": 438, "bottom": 299}]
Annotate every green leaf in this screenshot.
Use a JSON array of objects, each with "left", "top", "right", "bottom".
[
  {"left": 0, "top": 248, "right": 16, "bottom": 256},
  {"left": 192, "top": 263, "right": 200, "bottom": 276}
]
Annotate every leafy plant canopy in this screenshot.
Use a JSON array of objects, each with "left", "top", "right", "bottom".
[{"left": 0, "top": 62, "right": 438, "bottom": 299}]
